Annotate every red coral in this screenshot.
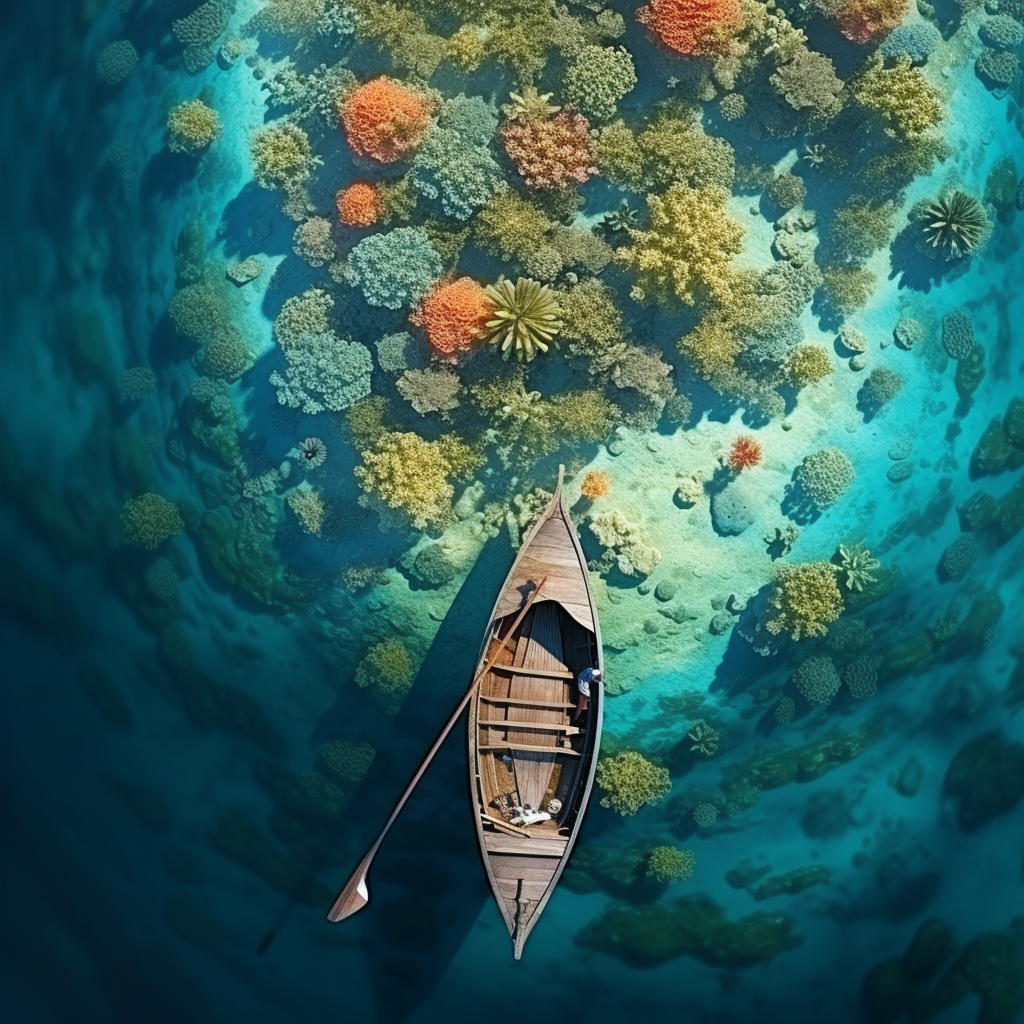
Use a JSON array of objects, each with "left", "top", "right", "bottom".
[
  {"left": 339, "top": 77, "right": 432, "bottom": 164},
  {"left": 410, "top": 278, "right": 492, "bottom": 360},
  {"left": 501, "top": 111, "right": 597, "bottom": 190},
  {"left": 637, "top": 0, "right": 745, "bottom": 58},
  {"left": 335, "top": 181, "right": 382, "bottom": 227},
  {"left": 728, "top": 435, "right": 763, "bottom": 472},
  {"left": 832, "top": 0, "right": 908, "bottom": 43}
]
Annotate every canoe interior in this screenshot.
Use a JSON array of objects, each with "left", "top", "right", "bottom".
[{"left": 472, "top": 591, "right": 601, "bottom": 956}]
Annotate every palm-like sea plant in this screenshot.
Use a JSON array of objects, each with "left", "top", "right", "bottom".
[
  {"left": 479, "top": 278, "right": 563, "bottom": 362},
  {"left": 919, "top": 190, "right": 991, "bottom": 260}
]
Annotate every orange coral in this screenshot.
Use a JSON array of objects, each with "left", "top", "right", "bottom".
[
  {"left": 580, "top": 470, "right": 611, "bottom": 500},
  {"left": 727, "top": 435, "right": 762, "bottom": 471},
  {"left": 411, "top": 278, "right": 492, "bottom": 360},
  {"left": 339, "top": 77, "right": 432, "bottom": 164},
  {"left": 335, "top": 181, "right": 383, "bottom": 227},
  {"left": 832, "top": 0, "right": 908, "bottom": 43},
  {"left": 637, "top": 0, "right": 745, "bottom": 58},
  {"left": 501, "top": 112, "right": 597, "bottom": 190}
]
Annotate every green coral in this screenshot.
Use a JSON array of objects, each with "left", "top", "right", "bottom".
[
  {"left": 855, "top": 57, "right": 944, "bottom": 140},
  {"left": 480, "top": 278, "right": 563, "bottom": 362},
  {"left": 563, "top": 45, "right": 637, "bottom": 121},
  {"left": 122, "top": 493, "right": 184, "bottom": 550},
  {"left": 596, "top": 750, "right": 672, "bottom": 815},
  {"left": 785, "top": 345, "right": 834, "bottom": 388},
  {"left": 646, "top": 846, "right": 697, "bottom": 883},
  {"left": 796, "top": 447, "right": 855, "bottom": 508},
  {"left": 619, "top": 183, "right": 743, "bottom": 308},
  {"left": 766, "top": 561, "right": 845, "bottom": 641},
  {"left": 355, "top": 638, "right": 415, "bottom": 699},
  {"left": 315, "top": 739, "right": 376, "bottom": 785},
  {"left": 250, "top": 122, "right": 314, "bottom": 190},
  {"left": 792, "top": 656, "right": 842, "bottom": 707}
]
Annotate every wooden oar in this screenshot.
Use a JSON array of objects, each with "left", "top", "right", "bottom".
[{"left": 326, "top": 576, "right": 550, "bottom": 923}]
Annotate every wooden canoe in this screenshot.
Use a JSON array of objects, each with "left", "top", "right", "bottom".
[{"left": 468, "top": 466, "right": 604, "bottom": 959}]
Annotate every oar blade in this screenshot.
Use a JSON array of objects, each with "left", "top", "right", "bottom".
[{"left": 327, "top": 860, "right": 371, "bottom": 922}]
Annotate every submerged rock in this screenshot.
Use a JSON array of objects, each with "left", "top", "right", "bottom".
[{"left": 943, "top": 731, "right": 1024, "bottom": 831}]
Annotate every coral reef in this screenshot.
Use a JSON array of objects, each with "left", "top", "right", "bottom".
[
  {"left": 411, "top": 277, "right": 490, "bottom": 361},
  {"left": 339, "top": 77, "right": 432, "bottom": 164},
  {"left": 647, "top": 846, "right": 697, "bottom": 883},
  {"left": 589, "top": 509, "right": 662, "bottom": 576},
  {"left": 796, "top": 448, "right": 855, "bottom": 509},
  {"left": 563, "top": 46, "right": 637, "bottom": 121},
  {"left": 121, "top": 494, "right": 184, "bottom": 550},
  {"left": 637, "top": 0, "right": 745, "bottom": 58},
  {"left": 595, "top": 751, "right": 672, "bottom": 815},
  {"left": 345, "top": 228, "right": 442, "bottom": 309},
  {"left": 501, "top": 111, "right": 597, "bottom": 190},
  {"left": 335, "top": 181, "right": 382, "bottom": 227},
  {"left": 767, "top": 561, "right": 845, "bottom": 640},
  {"left": 167, "top": 100, "right": 222, "bottom": 155}
]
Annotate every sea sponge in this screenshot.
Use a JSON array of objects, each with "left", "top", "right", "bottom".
[
  {"left": 96, "top": 41, "right": 138, "bottom": 85},
  {"left": 410, "top": 277, "right": 491, "bottom": 360},
  {"left": 693, "top": 802, "right": 718, "bottom": 828},
  {"left": 196, "top": 325, "right": 254, "bottom": 382},
  {"left": 590, "top": 509, "right": 662, "bottom": 576},
  {"left": 580, "top": 470, "right": 611, "bottom": 499},
  {"left": 339, "top": 76, "right": 432, "bottom": 164},
  {"left": 636, "top": 0, "right": 745, "bottom": 58},
  {"left": 410, "top": 544, "right": 458, "bottom": 586},
  {"left": 167, "top": 100, "right": 222, "bottom": 155},
  {"left": 618, "top": 183, "right": 743, "bottom": 307},
  {"left": 775, "top": 696, "right": 796, "bottom": 723},
  {"left": 728, "top": 435, "right": 763, "bottom": 472},
  {"left": 940, "top": 535, "right": 978, "bottom": 579},
  {"left": 251, "top": 123, "right": 313, "bottom": 189},
  {"left": 563, "top": 46, "right": 637, "bottom": 121},
  {"left": 785, "top": 345, "right": 834, "bottom": 388},
  {"left": 122, "top": 494, "right": 184, "bottom": 550},
  {"left": 355, "top": 638, "right": 415, "bottom": 697},
  {"left": 793, "top": 656, "right": 842, "bottom": 706},
  {"left": 942, "top": 310, "right": 975, "bottom": 360},
  {"left": 501, "top": 111, "right": 597, "bottom": 190},
  {"left": 144, "top": 558, "right": 180, "bottom": 601},
  {"left": 595, "top": 751, "right": 672, "bottom": 815},
  {"left": 832, "top": 0, "right": 910, "bottom": 44},
  {"left": 345, "top": 227, "right": 443, "bottom": 309},
  {"left": 315, "top": 739, "right": 376, "bottom": 785},
  {"left": 856, "top": 58, "right": 943, "bottom": 140},
  {"left": 797, "top": 448, "right": 855, "bottom": 509},
  {"left": 168, "top": 283, "right": 227, "bottom": 347},
  {"left": 647, "top": 846, "right": 696, "bottom": 883},
  {"left": 335, "top": 182, "right": 383, "bottom": 227},
  {"left": 355, "top": 431, "right": 481, "bottom": 530},
  {"left": 292, "top": 217, "right": 336, "bottom": 267},
  {"left": 767, "top": 561, "right": 845, "bottom": 640},
  {"left": 269, "top": 331, "right": 373, "bottom": 414}
]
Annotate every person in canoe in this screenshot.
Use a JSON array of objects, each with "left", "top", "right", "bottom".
[{"left": 573, "top": 666, "right": 601, "bottom": 720}]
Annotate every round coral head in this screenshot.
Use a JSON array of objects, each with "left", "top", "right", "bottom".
[
  {"left": 411, "top": 278, "right": 492, "bottom": 360},
  {"left": 339, "top": 77, "right": 432, "bottom": 164},
  {"left": 728, "top": 435, "right": 763, "bottom": 472},
  {"left": 637, "top": 0, "right": 745, "bottom": 58},
  {"left": 580, "top": 470, "right": 611, "bottom": 500},
  {"left": 336, "top": 181, "right": 382, "bottom": 227}
]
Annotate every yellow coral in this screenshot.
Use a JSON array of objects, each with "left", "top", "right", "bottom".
[
  {"left": 595, "top": 750, "right": 672, "bottom": 815},
  {"left": 619, "top": 183, "right": 743, "bottom": 307},
  {"left": 355, "top": 638, "right": 414, "bottom": 700},
  {"left": 647, "top": 845, "right": 696, "bottom": 883},
  {"left": 766, "top": 561, "right": 845, "bottom": 641},
  {"left": 354, "top": 430, "right": 481, "bottom": 530},
  {"left": 678, "top": 314, "right": 742, "bottom": 380},
  {"left": 785, "top": 345, "right": 834, "bottom": 388},
  {"left": 286, "top": 486, "right": 326, "bottom": 536},
  {"left": 855, "top": 57, "right": 944, "bottom": 140},
  {"left": 167, "top": 99, "right": 222, "bottom": 155},
  {"left": 121, "top": 493, "right": 184, "bottom": 549}
]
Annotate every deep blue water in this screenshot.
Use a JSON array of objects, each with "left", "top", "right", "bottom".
[{"left": 2, "top": 1, "right": 1024, "bottom": 1022}]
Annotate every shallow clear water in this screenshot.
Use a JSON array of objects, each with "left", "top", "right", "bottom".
[{"left": 2, "top": 1, "right": 1023, "bottom": 1022}]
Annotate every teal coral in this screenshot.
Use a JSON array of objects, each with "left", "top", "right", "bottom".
[
  {"left": 345, "top": 227, "right": 442, "bottom": 309},
  {"left": 270, "top": 331, "right": 372, "bottom": 413}
]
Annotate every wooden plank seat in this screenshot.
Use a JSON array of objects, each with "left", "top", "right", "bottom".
[
  {"left": 480, "top": 742, "right": 580, "bottom": 756},
  {"left": 480, "top": 696, "right": 574, "bottom": 710},
  {"left": 478, "top": 720, "right": 580, "bottom": 735},
  {"left": 489, "top": 664, "right": 575, "bottom": 680}
]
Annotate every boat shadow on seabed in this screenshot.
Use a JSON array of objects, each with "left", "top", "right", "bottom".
[{"left": 314, "top": 530, "right": 519, "bottom": 1023}]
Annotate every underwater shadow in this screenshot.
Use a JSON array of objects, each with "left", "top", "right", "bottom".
[
  {"left": 780, "top": 478, "right": 822, "bottom": 526},
  {"left": 140, "top": 148, "right": 200, "bottom": 203},
  {"left": 312, "top": 531, "right": 515, "bottom": 1023},
  {"left": 219, "top": 182, "right": 291, "bottom": 260}
]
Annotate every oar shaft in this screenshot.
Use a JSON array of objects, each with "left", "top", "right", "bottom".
[{"left": 327, "top": 577, "right": 549, "bottom": 922}]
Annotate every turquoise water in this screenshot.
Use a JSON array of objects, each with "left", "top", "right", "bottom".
[{"left": 1, "top": 0, "right": 1023, "bottom": 1021}]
